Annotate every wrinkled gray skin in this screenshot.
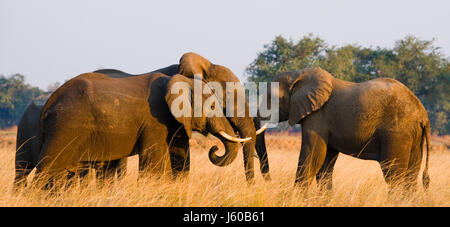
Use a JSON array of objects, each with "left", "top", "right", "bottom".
[
  {"left": 256, "top": 67, "right": 431, "bottom": 191},
  {"left": 34, "top": 73, "right": 242, "bottom": 189},
  {"left": 15, "top": 94, "right": 127, "bottom": 188}
]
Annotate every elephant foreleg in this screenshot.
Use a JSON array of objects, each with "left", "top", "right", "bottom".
[
  {"left": 169, "top": 130, "right": 190, "bottom": 179},
  {"left": 255, "top": 130, "right": 271, "bottom": 181},
  {"left": 295, "top": 129, "right": 328, "bottom": 187},
  {"left": 227, "top": 115, "right": 257, "bottom": 184},
  {"left": 315, "top": 147, "right": 339, "bottom": 191},
  {"left": 138, "top": 130, "right": 172, "bottom": 178}
]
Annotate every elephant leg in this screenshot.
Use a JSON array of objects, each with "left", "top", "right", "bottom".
[
  {"left": 33, "top": 151, "right": 74, "bottom": 191},
  {"left": 77, "top": 168, "right": 90, "bottom": 188},
  {"left": 404, "top": 140, "right": 423, "bottom": 192},
  {"left": 379, "top": 134, "right": 412, "bottom": 192},
  {"left": 14, "top": 149, "right": 36, "bottom": 189},
  {"left": 78, "top": 167, "right": 89, "bottom": 179},
  {"left": 34, "top": 130, "right": 88, "bottom": 190},
  {"left": 295, "top": 129, "right": 328, "bottom": 188},
  {"left": 138, "top": 130, "right": 171, "bottom": 178},
  {"left": 96, "top": 161, "right": 119, "bottom": 185},
  {"left": 66, "top": 163, "right": 90, "bottom": 188},
  {"left": 66, "top": 171, "right": 76, "bottom": 188},
  {"left": 255, "top": 130, "right": 271, "bottom": 181},
  {"left": 243, "top": 141, "right": 256, "bottom": 184},
  {"left": 315, "top": 146, "right": 339, "bottom": 191},
  {"left": 116, "top": 158, "right": 128, "bottom": 180},
  {"left": 14, "top": 164, "right": 34, "bottom": 189},
  {"left": 228, "top": 116, "right": 257, "bottom": 184},
  {"left": 169, "top": 130, "right": 190, "bottom": 179},
  {"left": 33, "top": 167, "right": 66, "bottom": 191}
]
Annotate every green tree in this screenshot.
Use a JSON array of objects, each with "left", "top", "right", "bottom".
[
  {"left": 0, "top": 74, "right": 43, "bottom": 128},
  {"left": 246, "top": 34, "right": 327, "bottom": 83},
  {"left": 320, "top": 45, "right": 358, "bottom": 81},
  {"left": 393, "top": 36, "right": 444, "bottom": 96}
]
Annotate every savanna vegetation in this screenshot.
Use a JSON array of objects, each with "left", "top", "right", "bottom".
[{"left": 0, "top": 130, "right": 449, "bottom": 206}]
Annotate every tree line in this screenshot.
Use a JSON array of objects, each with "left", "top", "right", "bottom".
[
  {"left": 0, "top": 74, "right": 43, "bottom": 128},
  {"left": 246, "top": 34, "right": 449, "bottom": 135}
]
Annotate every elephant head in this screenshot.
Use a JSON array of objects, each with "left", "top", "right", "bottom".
[
  {"left": 287, "top": 67, "right": 333, "bottom": 126},
  {"left": 254, "top": 68, "right": 333, "bottom": 180},
  {"left": 177, "top": 52, "right": 266, "bottom": 182},
  {"left": 165, "top": 75, "right": 250, "bottom": 166}
]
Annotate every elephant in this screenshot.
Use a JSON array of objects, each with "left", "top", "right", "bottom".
[
  {"left": 255, "top": 67, "right": 431, "bottom": 191},
  {"left": 34, "top": 72, "right": 249, "bottom": 189},
  {"left": 94, "top": 54, "right": 269, "bottom": 183},
  {"left": 14, "top": 93, "right": 127, "bottom": 188}
]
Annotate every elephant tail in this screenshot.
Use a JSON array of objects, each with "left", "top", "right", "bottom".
[{"left": 421, "top": 121, "right": 431, "bottom": 191}]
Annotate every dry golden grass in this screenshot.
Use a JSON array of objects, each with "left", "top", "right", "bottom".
[{"left": 0, "top": 129, "right": 449, "bottom": 207}]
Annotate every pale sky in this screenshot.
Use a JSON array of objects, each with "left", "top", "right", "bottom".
[{"left": 1, "top": 0, "right": 449, "bottom": 89}]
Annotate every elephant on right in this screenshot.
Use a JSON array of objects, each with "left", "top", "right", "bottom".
[{"left": 257, "top": 67, "right": 431, "bottom": 191}]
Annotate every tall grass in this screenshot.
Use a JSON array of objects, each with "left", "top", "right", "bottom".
[{"left": 0, "top": 132, "right": 449, "bottom": 207}]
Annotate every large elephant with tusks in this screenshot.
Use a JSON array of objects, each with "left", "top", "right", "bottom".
[{"left": 34, "top": 72, "right": 249, "bottom": 189}]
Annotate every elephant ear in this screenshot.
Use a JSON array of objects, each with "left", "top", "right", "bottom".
[
  {"left": 165, "top": 75, "right": 194, "bottom": 138},
  {"left": 288, "top": 67, "right": 333, "bottom": 126},
  {"left": 179, "top": 52, "right": 212, "bottom": 80}
]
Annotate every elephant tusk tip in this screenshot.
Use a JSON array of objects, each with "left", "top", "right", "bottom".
[
  {"left": 218, "top": 131, "right": 252, "bottom": 143},
  {"left": 256, "top": 123, "right": 269, "bottom": 135}
]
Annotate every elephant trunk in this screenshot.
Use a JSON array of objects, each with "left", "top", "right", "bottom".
[
  {"left": 207, "top": 118, "right": 241, "bottom": 167},
  {"left": 208, "top": 138, "right": 239, "bottom": 167}
]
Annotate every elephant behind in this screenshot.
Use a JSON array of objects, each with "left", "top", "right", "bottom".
[
  {"left": 15, "top": 93, "right": 126, "bottom": 188},
  {"left": 16, "top": 68, "right": 175, "bottom": 187},
  {"left": 15, "top": 93, "right": 51, "bottom": 187},
  {"left": 256, "top": 67, "right": 431, "bottom": 191}
]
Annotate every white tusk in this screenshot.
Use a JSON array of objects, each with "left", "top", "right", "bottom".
[
  {"left": 256, "top": 123, "right": 269, "bottom": 135},
  {"left": 219, "top": 131, "right": 252, "bottom": 143},
  {"left": 253, "top": 152, "right": 259, "bottom": 158}
]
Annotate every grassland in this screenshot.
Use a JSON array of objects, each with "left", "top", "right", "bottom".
[{"left": 0, "top": 128, "right": 449, "bottom": 207}]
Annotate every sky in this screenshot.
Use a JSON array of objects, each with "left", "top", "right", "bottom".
[{"left": 1, "top": 0, "right": 449, "bottom": 89}]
